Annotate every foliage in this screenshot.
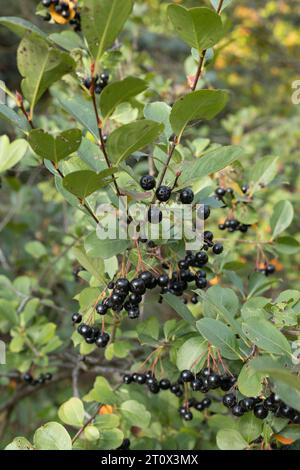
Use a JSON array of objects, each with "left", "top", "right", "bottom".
[{"left": 0, "top": 0, "right": 300, "bottom": 452}]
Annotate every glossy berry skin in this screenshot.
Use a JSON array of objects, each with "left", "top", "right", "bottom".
[
  {"left": 198, "top": 205, "right": 210, "bottom": 220},
  {"left": 128, "top": 307, "right": 140, "bottom": 319},
  {"left": 215, "top": 187, "right": 226, "bottom": 198},
  {"left": 202, "top": 398, "right": 212, "bottom": 409},
  {"left": 180, "top": 188, "right": 194, "bottom": 204},
  {"left": 207, "top": 373, "right": 221, "bottom": 389},
  {"left": 77, "top": 324, "right": 92, "bottom": 338},
  {"left": 266, "top": 264, "right": 276, "bottom": 275},
  {"left": 95, "top": 333, "right": 110, "bottom": 348},
  {"left": 42, "top": 0, "right": 52, "bottom": 6},
  {"left": 181, "top": 370, "right": 194, "bottom": 382},
  {"left": 159, "top": 379, "right": 171, "bottom": 390},
  {"left": 195, "top": 251, "right": 208, "bottom": 265},
  {"left": 240, "top": 397, "right": 255, "bottom": 411},
  {"left": 241, "top": 184, "right": 249, "bottom": 194},
  {"left": 220, "top": 375, "right": 233, "bottom": 392},
  {"left": 96, "top": 303, "right": 108, "bottom": 315},
  {"left": 223, "top": 393, "right": 236, "bottom": 408},
  {"left": 115, "top": 278, "right": 130, "bottom": 292},
  {"left": 123, "top": 374, "right": 132, "bottom": 384},
  {"left": 139, "top": 271, "right": 154, "bottom": 288},
  {"left": 157, "top": 274, "right": 169, "bottom": 287},
  {"left": 72, "top": 313, "right": 82, "bottom": 324},
  {"left": 148, "top": 383, "right": 160, "bottom": 394},
  {"left": 128, "top": 293, "right": 142, "bottom": 305},
  {"left": 232, "top": 404, "right": 244, "bottom": 417},
  {"left": 191, "top": 295, "right": 198, "bottom": 305},
  {"left": 195, "top": 402, "right": 204, "bottom": 412},
  {"left": 170, "top": 384, "right": 181, "bottom": 394},
  {"left": 156, "top": 186, "right": 171, "bottom": 202},
  {"left": 254, "top": 406, "right": 268, "bottom": 420},
  {"left": 183, "top": 411, "right": 193, "bottom": 421},
  {"left": 140, "top": 175, "right": 156, "bottom": 191},
  {"left": 191, "top": 378, "right": 203, "bottom": 391},
  {"left": 148, "top": 206, "right": 162, "bottom": 224},
  {"left": 136, "top": 374, "right": 146, "bottom": 385},
  {"left": 131, "top": 278, "right": 146, "bottom": 295},
  {"left": 196, "top": 277, "right": 207, "bottom": 289},
  {"left": 213, "top": 243, "right": 224, "bottom": 255},
  {"left": 23, "top": 373, "right": 33, "bottom": 384}
]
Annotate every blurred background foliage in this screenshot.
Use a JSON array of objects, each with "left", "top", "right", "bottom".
[{"left": 0, "top": 0, "right": 300, "bottom": 448}]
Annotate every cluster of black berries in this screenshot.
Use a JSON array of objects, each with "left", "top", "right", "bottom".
[
  {"left": 140, "top": 175, "right": 196, "bottom": 205},
  {"left": 76, "top": 322, "right": 110, "bottom": 348},
  {"left": 257, "top": 262, "right": 276, "bottom": 277},
  {"left": 23, "top": 371, "right": 52, "bottom": 387},
  {"left": 218, "top": 218, "right": 251, "bottom": 234},
  {"left": 223, "top": 392, "right": 300, "bottom": 423},
  {"left": 215, "top": 184, "right": 249, "bottom": 201},
  {"left": 42, "top": 1, "right": 81, "bottom": 30},
  {"left": 83, "top": 73, "right": 110, "bottom": 94},
  {"left": 141, "top": 175, "right": 211, "bottom": 224},
  {"left": 123, "top": 368, "right": 235, "bottom": 421},
  {"left": 96, "top": 276, "right": 155, "bottom": 320}
]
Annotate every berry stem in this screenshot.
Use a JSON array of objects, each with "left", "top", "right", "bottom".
[
  {"left": 152, "top": 0, "right": 224, "bottom": 201},
  {"left": 90, "top": 79, "right": 121, "bottom": 197},
  {"left": 72, "top": 403, "right": 102, "bottom": 444}
]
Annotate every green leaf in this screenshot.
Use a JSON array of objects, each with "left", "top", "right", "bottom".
[
  {"left": 84, "top": 232, "right": 131, "bottom": 259},
  {"left": 176, "top": 336, "right": 207, "bottom": 372},
  {"left": 107, "top": 120, "right": 163, "bottom": 164},
  {"left": 275, "top": 236, "right": 300, "bottom": 255},
  {"left": 17, "top": 35, "right": 75, "bottom": 114},
  {"left": 58, "top": 398, "right": 85, "bottom": 428},
  {"left": 137, "top": 316, "right": 160, "bottom": 344},
  {"left": 28, "top": 129, "right": 82, "bottom": 164},
  {"left": 170, "top": 89, "right": 228, "bottom": 137},
  {"left": 94, "top": 414, "right": 120, "bottom": 430},
  {"left": 72, "top": 246, "right": 105, "bottom": 284},
  {"left": 274, "top": 381, "right": 300, "bottom": 412},
  {"left": 5, "top": 437, "right": 34, "bottom": 450},
  {"left": 0, "top": 16, "right": 47, "bottom": 39},
  {"left": 25, "top": 241, "right": 47, "bottom": 259},
  {"left": 168, "top": 6, "right": 224, "bottom": 51},
  {"left": 98, "top": 429, "right": 124, "bottom": 450},
  {"left": 63, "top": 169, "right": 116, "bottom": 198},
  {"left": 0, "top": 300, "right": 18, "bottom": 326},
  {"left": 237, "top": 363, "right": 264, "bottom": 397},
  {"left": 33, "top": 422, "right": 72, "bottom": 450},
  {"left": 242, "top": 318, "right": 291, "bottom": 357},
  {"left": 0, "top": 104, "right": 30, "bottom": 132},
  {"left": 83, "top": 425, "right": 100, "bottom": 442},
  {"left": 100, "top": 76, "right": 147, "bottom": 122},
  {"left": 270, "top": 200, "right": 294, "bottom": 240},
  {"left": 144, "top": 102, "right": 173, "bottom": 140},
  {"left": 196, "top": 318, "right": 241, "bottom": 360},
  {"left": 236, "top": 205, "right": 259, "bottom": 225},
  {"left": 120, "top": 400, "right": 151, "bottom": 429},
  {"left": 0, "top": 136, "right": 28, "bottom": 174},
  {"left": 216, "top": 429, "right": 248, "bottom": 450},
  {"left": 238, "top": 414, "right": 263, "bottom": 444},
  {"left": 82, "top": 0, "right": 133, "bottom": 61},
  {"left": 251, "top": 357, "right": 300, "bottom": 396},
  {"left": 181, "top": 146, "right": 243, "bottom": 185},
  {"left": 59, "top": 96, "right": 99, "bottom": 139},
  {"left": 164, "top": 292, "right": 195, "bottom": 324},
  {"left": 83, "top": 376, "right": 118, "bottom": 404},
  {"left": 250, "top": 156, "right": 278, "bottom": 192}
]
